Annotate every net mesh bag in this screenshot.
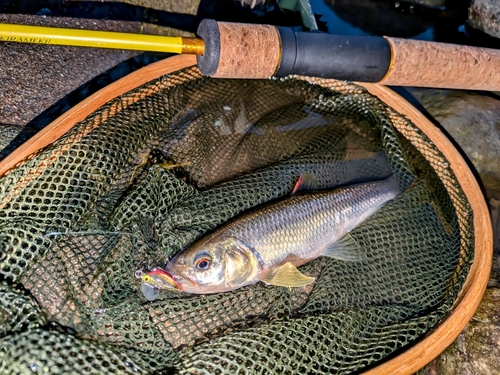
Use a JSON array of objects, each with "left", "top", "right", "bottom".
[{"left": 0, "top": 67, "right": 473, "bottom": 374}]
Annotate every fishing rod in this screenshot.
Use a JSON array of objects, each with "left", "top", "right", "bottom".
[{"left": 1, "top": 20, "right": 499, "bottom": 90}]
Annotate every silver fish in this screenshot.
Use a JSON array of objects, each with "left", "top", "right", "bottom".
[{"left": 165, "top": 175, "right": 399, "bottom": 294}]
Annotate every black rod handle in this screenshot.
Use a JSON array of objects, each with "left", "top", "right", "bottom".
[{"left": 276, "top": 27, "right": 391, "bottom": 81}]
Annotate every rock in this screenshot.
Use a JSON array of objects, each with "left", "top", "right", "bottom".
[
  {"left": 420, "top": 288, "right": 500, "bottom": 375},
  {"left": 488, "top": 196, "right": 500, "bottom": 288},
  {"left": 0, "top": 124, "right": 22, "bottom": 150},
  {"left": 323, "top": 0, "right": 431, "bottom": 37},
  {"left": 406, "top": 88, "right": 500, "bottom": 193},
  {"left": 0, "top": 0, "right": 202, "bottom": 127},
  {"left": 104, "top": 0, "right": 200, "bottom": 37},
  {"left": 0, "top": 13, "right": 140, "bottom": 127},
  {"left": 116, "top": 0, "right": 200, "bottom": 15},
  {"left": 469, "top": 0, "right": 500, "bottom": 39}
]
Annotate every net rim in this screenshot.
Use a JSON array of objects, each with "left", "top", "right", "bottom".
[{"left": 0, "top": 53, "right": 492, "bottom": 375}]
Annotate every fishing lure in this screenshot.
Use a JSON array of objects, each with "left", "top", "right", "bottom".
[{"left": 135, "top": 267, "right": 183, "bottom": 301}]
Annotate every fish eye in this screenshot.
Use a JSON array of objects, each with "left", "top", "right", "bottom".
[
  {"left": 195, "top": 258, "right": 210, "bottom": 270},
  {"left": 193, "top": 251, "right": 212, "bottom": 270},
  {"left": 195, "top": 258, "right": 210, "bottom": 269}
]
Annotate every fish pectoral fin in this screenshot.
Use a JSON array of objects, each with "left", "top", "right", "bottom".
[
  {"left": 258, "top": 262, "right": 315, "bottom": 287},
  {"left": 322, "top": 234, "right": 367, "bottom": 262}
]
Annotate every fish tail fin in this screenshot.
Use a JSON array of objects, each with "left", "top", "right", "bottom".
[{"left": 385, "top": 173, "right": 402, "bottom": 196}]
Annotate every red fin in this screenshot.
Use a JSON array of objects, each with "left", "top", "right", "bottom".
[
  {"left": 292, "top": 175, "right": 305, "bottom": 195},
  {"left": 292, "top": 173, "right": 319, "bottom": 194}
]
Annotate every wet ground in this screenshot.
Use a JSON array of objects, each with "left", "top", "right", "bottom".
[{"left": 1, "top": 0, "right": 500, "bottom": 374}]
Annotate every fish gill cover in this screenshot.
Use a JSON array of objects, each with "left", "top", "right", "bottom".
[{"left": 0, "top": 68, "right": 473, "bottom": 374}]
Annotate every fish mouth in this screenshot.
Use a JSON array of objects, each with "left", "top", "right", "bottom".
[
  {"left": 172, "top": 275, "right": 197, "bottom": 289},
  {"left": 164, "top": 262, "right": 197, "bottom": 291}
]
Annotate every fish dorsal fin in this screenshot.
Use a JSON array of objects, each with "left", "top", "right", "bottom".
[
  {"left": 322, "top": 233, "right": 367, "bottom": 262},
  {"left": 292, "top": 173, "right": 319, "bottom": 194},
  {"left": 258, "top": 262, "right": 315, "bottom": 287}
]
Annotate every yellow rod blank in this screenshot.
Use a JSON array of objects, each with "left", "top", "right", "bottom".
[{"left": 0, "top": 23, "right": 204, "bottom": 54}]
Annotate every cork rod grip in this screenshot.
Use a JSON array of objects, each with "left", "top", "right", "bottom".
[
  {"left": 380, "top": 37, "right": 500, "bottom": 90},
  {"left": 196, "top": 19, "right": 281, "bottom": 79}
]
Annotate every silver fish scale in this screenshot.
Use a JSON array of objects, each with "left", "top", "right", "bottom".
[{"left": 222, "top": 178, "right": 399, "bottom": 267}]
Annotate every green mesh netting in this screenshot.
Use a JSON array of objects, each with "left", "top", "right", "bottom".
[{"left": 0, "top": 67, "right": 473, "bottom": 374}]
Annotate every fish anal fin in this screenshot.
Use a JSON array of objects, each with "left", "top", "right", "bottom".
[
  {"left": 322, "top": 233, "right": 367, "bottom": 262},
  {"left": 258, "top": 262, "right": 315, "bottom": 287},
  {"left": 292, "top": 173, "right": 319, "bottom": 194}
]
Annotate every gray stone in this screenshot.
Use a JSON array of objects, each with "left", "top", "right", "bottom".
[
  {"left": 488, "top": 196, "right": 500, "bottom": 287},
  {"left": 469, "top": 0, "right": 500, "bottom": 39},
  {"left": 323, "top": 0, "right": 431, "bottom": 38},
  {"left": 0, "top": 124, "right": 22, "bottom": 150},
  {"left": 116, "top": 0, "right": 200, "bottom": 15},
  {"left": 104, "top": 0, "right": 200, "bottom": 37},
  {"left": 0, "top": 0, "right": 200, "bottom": 127},
  {"left": 406, "top": 88, "right": 500, "bottom": 193},
  {"left": 420, "top": 287, "right": 500, "bottom": 375},
  {"left": 0, "top": 13, "right": 139, "bottom": 126}
]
